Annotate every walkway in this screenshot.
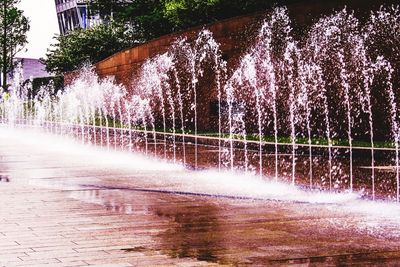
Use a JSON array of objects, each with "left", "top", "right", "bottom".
[{"left": 1, "top": 126, "right": 400, "bottom": 266}]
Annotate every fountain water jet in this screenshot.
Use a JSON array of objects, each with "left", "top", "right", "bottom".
[{"left": 0, "top": 5, "right": 399, "bottom": 202}]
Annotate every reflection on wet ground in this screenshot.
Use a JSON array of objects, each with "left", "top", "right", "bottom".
[
  {"left": 73, "top": 189, "right": 225, "bottom": 263},
  {"left": 68, "top": 187, "right": 400, "bottom": 265},
  {"left": 2, "top": 127, "right": 400, "bottom": 265},
  {"left": 156, "top": 206, "right": 221, "bottom": 263}
]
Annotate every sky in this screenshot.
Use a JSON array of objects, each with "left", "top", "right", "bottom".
[{"left": 16, "top": 0, "right": 60, "bottom": 59}]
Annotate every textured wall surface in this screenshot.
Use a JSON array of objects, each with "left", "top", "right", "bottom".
[{"left": 95, "top": 15, "right": 261, "bottom": 90}]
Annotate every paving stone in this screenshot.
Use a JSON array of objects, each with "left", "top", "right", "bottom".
[{"left": 1, "top": 128, "right": 400, "bottom": 266}]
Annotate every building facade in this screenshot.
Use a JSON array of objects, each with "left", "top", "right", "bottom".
[
  {"left": 14, "top": 58, "right": 51, "bottom": 81},
  {"left": 55, "top": 0, "right": 101, "bottom": 35},
  {"left": 6, "top": 58, "right": 52, "bottom": 84}
]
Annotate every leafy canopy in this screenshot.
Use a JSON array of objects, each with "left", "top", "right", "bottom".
[
  {"left": 43, "top": 23, "right": 137, "bottom": 74},
  {"left": 0, "top": 0, "right": 30, "bottom": 90},
  {"left": 44, "top": 0, "right": 286, "bottom": 73},
  {"left": 110, "top": 0, "right": 281, "bottom": 34}
]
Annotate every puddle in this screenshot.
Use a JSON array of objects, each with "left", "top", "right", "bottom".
[
  {"left": 153, "top": 202, "right": 223, "bottom": 263},
  {"left": 71, "top": 188, "right": 232, "bottom": 264}
]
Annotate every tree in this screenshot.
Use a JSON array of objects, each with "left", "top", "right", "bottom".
[
  {"left": 120, "top": 0, "right": 173, "bottom": 40},
  {"left": 162, "top": 0, "right": 296, "bottom": 31},
  {"left": 163, "top": 0, "right": 221, "bottom": 31},
  {"left": 91, "top": 0, "right": 174, "bottom": 41},
  {"left": 44, "top": 0, "right": 293, "bottom": 73},
  {"left": 43, "top": 22, "right": 137, "bottom": 74},
  {"left": 0, "top": 0, "right": 29, "bottom": 91},
  {"left": 87, "top": 0, "right": 283, "bottom": 40}
]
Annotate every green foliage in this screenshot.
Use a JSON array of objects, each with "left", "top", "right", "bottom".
[
  {"left": 44, "top": 0, "right": 291, "bottom": 73},
  {"left": 113, "top": 0, "right": 174, "bottom": 41},
  {"left": 163, "top": 0, "right": 220, "bottom": 30},
  {"left": 89, "top": 0, "right": 280, "bottom": 40},
  {"left": 43, "top": 23, "right": 137, "bottom": 74},
  {"left": 0, "top": 0, "right": 30, "bottom": 91},
  {"left": 161, "top": 0, "right": 303, "bottom": 31}
]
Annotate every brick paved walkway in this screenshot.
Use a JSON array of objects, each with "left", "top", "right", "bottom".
[{"left": 2, "top": 127, "right": 400, "bottom": 266}]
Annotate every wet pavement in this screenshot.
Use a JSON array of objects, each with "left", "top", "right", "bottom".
[{"left": 2, "top": 127, "right": 400, "bottom": 266}]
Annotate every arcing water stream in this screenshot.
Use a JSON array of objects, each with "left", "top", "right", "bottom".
[{"left": 1, "top": 6, "right": 400, "bottom": 202}]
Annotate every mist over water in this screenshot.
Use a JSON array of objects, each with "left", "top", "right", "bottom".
[{"left": 1, "top": 6, "right": 400, "bottom": 202}]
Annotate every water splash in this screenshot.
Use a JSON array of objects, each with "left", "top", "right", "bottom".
[{"left": 0, "top": 6, "right": 400, "bottom": 202}]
